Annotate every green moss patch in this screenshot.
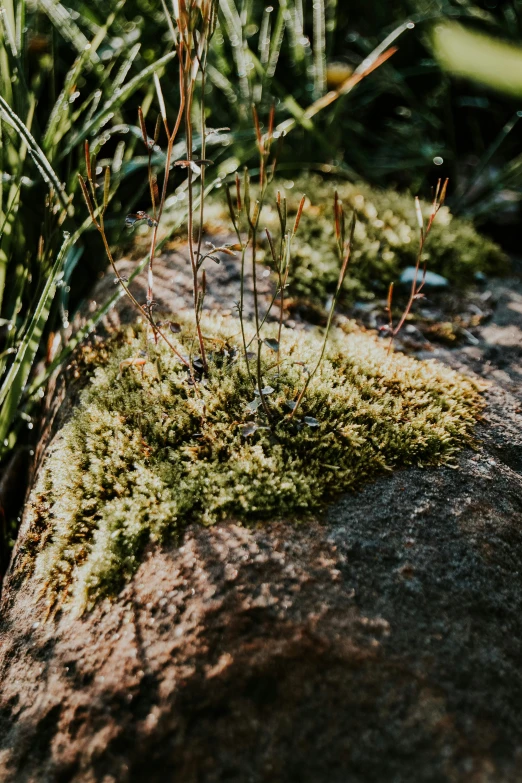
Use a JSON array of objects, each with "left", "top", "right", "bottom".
[
  {"left": 209, "top": 174, "right": 506, "bottom": 303},
  {"left": 31, "top": 315, "right": 482, "bottom": 613}
]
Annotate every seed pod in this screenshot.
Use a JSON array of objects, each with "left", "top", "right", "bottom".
[
  {"left": 293, "top": 195, "right": 306, "bottom": 236},
  {"left": 235, "top": 172, "right": 242, "bottom": 212},
  {"left": 103, "top": 166, "right": 110, "bottom": 211},
  {"left": 252, "top": 104, "right": 262, "bottom": 150},
  {"left": 138, "top": 106, "right": 148, "bottom": 147},
  {"left": 84, "top": 140, "right": 91, "bottom": 181},
  {"left": 78, "top": 174, "right": 98, "bottom": 227},
  {"left": 251, "top": 199, "right": 260, "bottom": 227},
  {"left": 265, "top": 228, "right": 277, "bottom": 263},
  {"left": 154, "top": 114, "right": 161, "bottom": 144}
]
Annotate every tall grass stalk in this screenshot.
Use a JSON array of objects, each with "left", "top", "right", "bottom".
[
  {"left": 0, "top": 0, "right": 189, "bottom": 463},
  {"left": 289, "top": 197, "right": 356, "bottom": 420},
  {"left": 386, "top": 178, "right": 449, "bottom": 352}
]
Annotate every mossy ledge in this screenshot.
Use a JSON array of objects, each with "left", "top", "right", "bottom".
[
  {"left": 208, "top": 174, "right": 507, "bottom": 303},
  {"left": 29, "top": 314, "right": 482, "bottom": 614}
]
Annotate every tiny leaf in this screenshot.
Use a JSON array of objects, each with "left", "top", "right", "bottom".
[
  {"left": 205, "top": 127, "right": 230, "bottom": 136},
  {"left": 119, "top": 357, "right": 147, "bottom": 375},
  {"left": 304, "top": 416, "right": 320, "bottom": 427},
  {"left": 263, "top": 338, "right": 279, "bottom": 352},
  {"left": 241, "top": 422, "right": 258, "bottom": 437},
  {"left": 214, "top": 246, "right": 237, "bottom": 256}
]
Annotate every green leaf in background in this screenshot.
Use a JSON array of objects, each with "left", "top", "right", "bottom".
[
  {"left": 61, "top": 50, "right": 178, "bottom": 157},
  {"left": 433, "top": 22, "right": 522, "bottom": 98},
  {"left": 0, "top": 96, "right": 69, "bottom": 212},
  {"left": 0, "top": 232, "right": 71, "bottom": 454}
]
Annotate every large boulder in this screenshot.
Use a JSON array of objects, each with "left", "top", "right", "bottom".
[{"left": 1, "top": 252, "right": 521, "bottom": 783}]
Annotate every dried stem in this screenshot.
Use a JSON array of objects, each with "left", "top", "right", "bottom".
[
  {"left": 226, "top": 184, "right": 252, "bottom": 383},
  {"left": 195, "top": 63, "right": 208, "bottom": 275},
  {"left": 289, "top": 208, "right": 356, "bottom": 420},
  {"left": 146, "top": 55, "right": 186, "bottom": 322},
  {"left": 387, "top": 178, "right": 449, "bottom": 353},
  {"left": 77, "top": 171, "right": 192, "bottom": 374}
]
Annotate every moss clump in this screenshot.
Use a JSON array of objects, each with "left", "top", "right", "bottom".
[
  {"left": 31, "top": 314, "right": 481, "bottom": 612},
  {"left": 209, "top": 174, "right": 506, "bottom": 303}
]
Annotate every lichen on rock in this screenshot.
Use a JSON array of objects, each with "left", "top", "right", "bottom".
[{"left": 29, "top": 314, "right": 482, "bottom": 613}]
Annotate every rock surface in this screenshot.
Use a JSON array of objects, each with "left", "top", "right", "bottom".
[{"left": 0, "top": 250, "right": 521, "bottom": 783}]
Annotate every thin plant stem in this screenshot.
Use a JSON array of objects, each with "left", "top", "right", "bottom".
[
  {"left": 277, "top": 232, "right": 291, "bottom": 362},
  {"left": 78, "top": 160, "right": 194, "bottom": 380},
  {"left": 250, "top": 217, "right": 272, "bottom": 417},
  {"left": 226, "top": 183, "right": 254, "bottom": 384},
  {"left": 289, "top": 211, "right": 356, "bottom": 420},
  {"left": 147, "top": 55, "right": 186, "bottom": 314},
  {"left": 256, "top": 334, "right": 272, "bottom": 421},
  {"left": 387, "top": 179, "right": 448, "bottom": 353},
  {"left": 196, "top": 54, "right": 208, "bottom": 267},
  {"left": 239, "top": 243, "right": 254, "bottom": 381},
  {"left": 98, "top": 200, "right": 191, "bottom": 370},
  {"left": 185, "top": 72, "right": 207, "bottom": 371}
]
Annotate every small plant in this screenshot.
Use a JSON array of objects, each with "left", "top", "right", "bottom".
[
  {"left": 265, "top": 191, "right": 306, "bottom": 369},
  {"left": 78, "top": 145, "right": 191, "bottom": 371},
  {"left": 384, "top": 178, "right": 449, "bottom": 351},
  {"left": 225, "top": 105, "right": 303, "bottom": 420},
  {"left": 76, "top": 0, "right": 396, "bottom": 396},
  {"left": 290, "top": 194, "right": 356, "bottom": 419},
  {"left": 79, "top": 0, "right": 222, "bottom": 377},
  {"left": 225, "top": 109, "right": 359, "bottom": 425},
  {"left": 225, "top": 174, "right": 506, "bottom": 308}
]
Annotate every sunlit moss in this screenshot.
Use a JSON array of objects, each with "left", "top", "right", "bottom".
[
  {"left": 30, "top": 314, "right": 482, "bottom": 613},
  {"left": 207, "top": 174, "right": 507, "bottom": 303}
]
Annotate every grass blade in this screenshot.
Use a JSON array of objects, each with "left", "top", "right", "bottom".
[
  {"left": 0, "top": 96, "right": 69, "bottom": 212},
  {"left": 60, "top": 50, "right": 177, "bottom": 157},
  {"left": 313, "top": 0, "right": 326, "bottom": 96},
  {"left": 0, "top": 232, "right": 71, "bottom": 451},
  {"left": 38, "top": 0, "right": 93, "bottom": 58}
]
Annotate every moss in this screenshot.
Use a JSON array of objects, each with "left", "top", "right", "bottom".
[
  {"left": 31, "top": 314, "right": 482, "bottom": 613},
  {"left": 209, "top": 174, "right": 507, "bottom": 303}
]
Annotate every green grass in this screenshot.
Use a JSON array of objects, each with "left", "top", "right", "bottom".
[
  {"left": 26, "top": 313, "right": 481, "bottom": 613},
  {"left": 0, "top": 0, "right": 179, "bottom": 461}
]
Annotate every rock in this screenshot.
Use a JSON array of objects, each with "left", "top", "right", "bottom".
[
  {"left": 399, "top": 266, "right": 449, "bottom": 289},
  {"left": 1, "top": 253, "right": 522, "bottom": 783}
]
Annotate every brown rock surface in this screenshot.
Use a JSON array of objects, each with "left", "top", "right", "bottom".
[{"left": 0, "top": 250, "right": 521, "bottom": 783}]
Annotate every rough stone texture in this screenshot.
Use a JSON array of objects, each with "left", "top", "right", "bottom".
[{"left": 0, "top": 250, "right": 521, "bottom": 783}]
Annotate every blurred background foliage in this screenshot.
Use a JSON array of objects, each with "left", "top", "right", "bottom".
[{"left": 1, "top": 0, "right": 522, "bottom": 552}]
